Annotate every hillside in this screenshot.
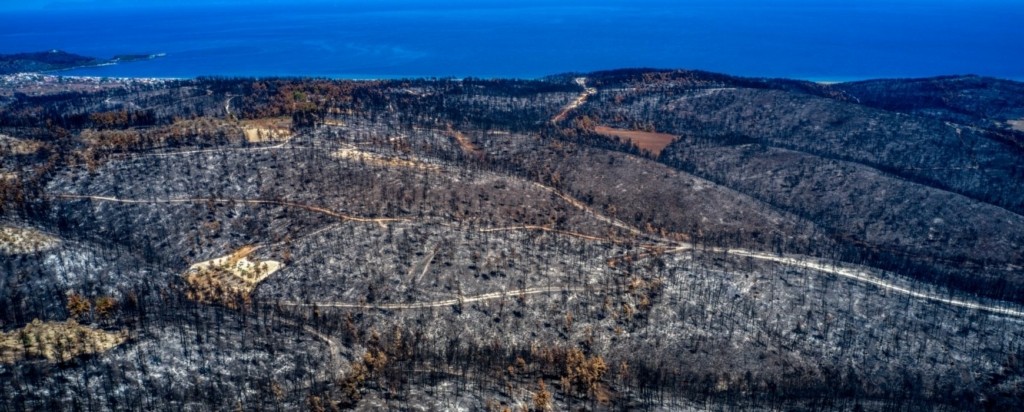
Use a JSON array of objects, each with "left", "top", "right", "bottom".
[
  {"left": 0, "top": 50, "right": 164, "bottom": 76},
  {"left": 0, "top": 51, "right": 101, "bottom": 75},
  {"left": 1, "top": 70, "right": 1023, "bottom": 410}
]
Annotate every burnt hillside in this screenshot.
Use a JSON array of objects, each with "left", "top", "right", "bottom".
[{"left": 1, "top": 70, "right": 1023, "bottom": 410}]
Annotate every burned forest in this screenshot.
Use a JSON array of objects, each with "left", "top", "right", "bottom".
[{"left": 2, "top": 70, "right": 1024, "bottom": 410}]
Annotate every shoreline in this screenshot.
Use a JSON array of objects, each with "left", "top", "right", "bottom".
[
  {"left": 6, "top": 69, "right": 1023, "bottom": 85},
  {"left": 2, "top": 72, "right": 182, "bottom": 82},
  {"left": 36, "top": 52, "right": 167, "bottom": 76}
]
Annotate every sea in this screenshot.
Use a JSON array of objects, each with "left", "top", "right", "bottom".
[{"left": 1, "top": 0, "right": 1022, "bottom": 81}]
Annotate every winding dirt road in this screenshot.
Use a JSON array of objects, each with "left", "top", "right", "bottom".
[
  {"left": 478, "top": 225, "right": 625, "bottom": 243},
  {"left": 141, "top": 143, "right": 290, "bottom": 158},
  {"left": 51, "top": 193, "right": 1024, "bottom": 319},
  {"left": 276, "top": 285, "right": 590, "bottom": 310},
  {"left": 551, "top": 77, "right": 597, "bottom": 124},
  {"left": 722, "top": 248, "right": 1024, "bottom": 318},
  {"left": 530, "top": 182, "right": 644, "bottom": 237}
]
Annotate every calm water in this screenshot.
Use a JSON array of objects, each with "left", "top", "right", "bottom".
[{"left": 1, "top": 0, "right": 1022, "bottom": 80}]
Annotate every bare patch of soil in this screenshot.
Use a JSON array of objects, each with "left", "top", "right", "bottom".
[
  {"left": 241, "top": 117, "right": 293, "bottom": 143},
  {"left": 184, "top": 246, "right": 283, "bottom": 308},
  {"left": 333, "top": 148, "right": 440, "bottom": 172},
  {"left": 594, "top": 126, "right": 676, "bottom": 156}
]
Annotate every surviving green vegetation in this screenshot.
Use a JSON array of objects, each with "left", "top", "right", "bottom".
[{"left": 0, "top": 319, "right": 126, "bottom": 364}]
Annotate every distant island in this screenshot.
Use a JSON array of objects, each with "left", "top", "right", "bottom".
[
  {"left": 0, "top": 50, "right": 163, "bottom": 75},
  {"left": 110, "top": 53, "right": 167, "bottom": 63}
]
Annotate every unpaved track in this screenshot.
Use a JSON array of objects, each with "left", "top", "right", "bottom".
[
  {"left": 478, "top": 225, "right": 626, "bottom": 243},
  {"left": 551, "top": 77, "right": 597, "bottom": 123},
  {"left": 52, "top": 194, "right": 1024, "bottom": 319},
  {"left": 722, "top": 248, "right": 1024, "bottom": 318},
  {"left": 224, "top": 95, "right": 236, "bottom": 117},
  {"left": 409, "top": 245, "right": 438, "bottom": 285},
  {"left": 530, "top": 182, "right": 644, "bottom": 237},
  {"left": 449, "top": 128, "right": 484, "bottom": 158},
  {"left": 277, "top": 317, "right": 344, "bottom": 380},
  {"left": 608, "top": 243, "right": 1024, "bottom": 319},
  {"left": 277, "top": 285, "right": 590, "bottom": 310},
  {"left": 140, "top": 143, "right": 289, "bottom": 158},
  {"left": 277, "top": 246, "right": 1024, "bottom": 319}
]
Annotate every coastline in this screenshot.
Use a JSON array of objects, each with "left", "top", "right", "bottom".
[
  {"left": 7, "top": 65, "right": 1024, "bottom": 85},
  {"left": 39, "top": 52, "right": 166, "bottom": 76},
  {"left": 2, "top": 72, "right": 181, "bottom": 82}
]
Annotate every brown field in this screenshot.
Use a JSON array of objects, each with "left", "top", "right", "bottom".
[{"left": 594, "top": 126, "right": 676, "bottom": 156}]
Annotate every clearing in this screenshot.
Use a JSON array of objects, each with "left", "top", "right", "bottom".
[
  {"left": 241, "top": 117, "right": 293, "bottom": 143},
  {"left": 594, "top": 126, "right": 676, "bottom": 156},
  {"left": 333, "top": 148, "right": 440, "bottom": 172},
  {"left": 184, "top": 245, "right": 283, "bottom": 308},
  {"left": 0, "top": 319, "right": 127, "bottom": 364},
  {"left": 0, "top": 225, "right": 60, "bottom": 254}
]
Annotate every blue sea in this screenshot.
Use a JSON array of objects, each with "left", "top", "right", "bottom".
[{"left": 1, "top": 0, "right": 1022, "bottom": 81}]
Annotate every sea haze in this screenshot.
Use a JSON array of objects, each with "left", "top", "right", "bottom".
[{"left": 1, "top": 0, "right": 1022, "bottom": 80}]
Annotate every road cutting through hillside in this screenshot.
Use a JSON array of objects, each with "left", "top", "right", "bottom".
[
  {"left": 276, "top": 317, "right": 345, "bottom": 380},
  {"left": 529, "top": 182, "right": 645, "bottom": 237},
  {"left": 141, "top": 143, "right": 290, "bottom": 158},
  {"left": 551, "top": 77, "right": 597, "bottom": 123},
  {"left": 478, "top": 225, "right": 627, "bottom": 243},
  {"left": 277, "top": 285, "right": 592, "bottom": 310},
  {"left": 603, "top": 243, "right": 1024, "bottom": 319},
  {"left": 721, "top": 248, "right": 1024, "bottom": 318},
  {"left": 51, "top": 194, "right": 1024, "bottom": 319},
  {"left": 224, "top": 95, "right": 236, "bottom": 117}
]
